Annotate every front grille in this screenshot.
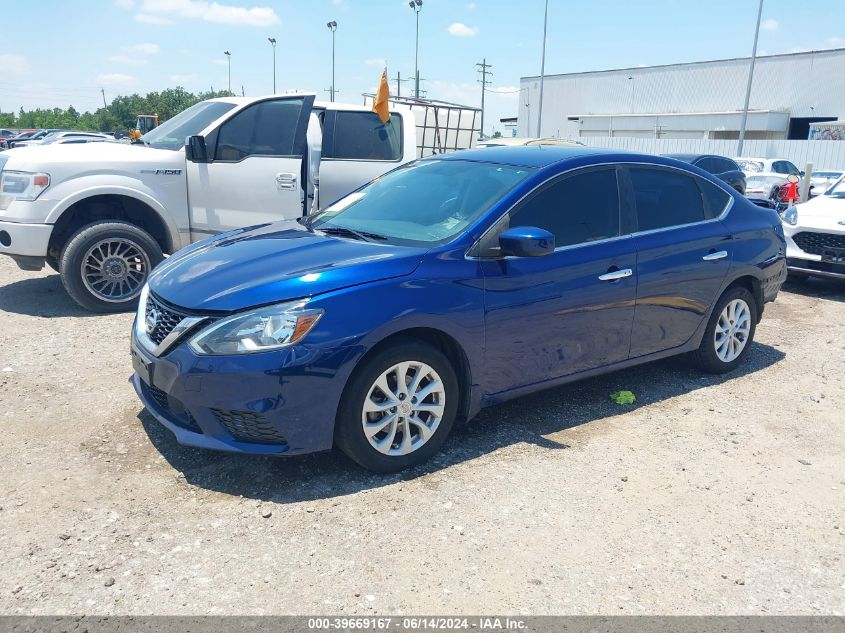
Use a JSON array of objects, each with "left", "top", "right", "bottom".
[
  {"left": 792, "top": 231, "right": 845, "bottom": 256},
  {"left": 146, "top": 294, "right": 189, "bottom": 345},
  {"left": 212, "top": 408, "right": 287, "bottom": 445},
  {"left": 143, "top": 382, "right": 202, "bottom": 433}
]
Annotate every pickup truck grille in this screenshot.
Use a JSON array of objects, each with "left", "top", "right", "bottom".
[
  {"left": 146, "top": 294, "right": 189, "bottom": 345},
  {"left": 792, "top": 231, "right": 845, "bottom": 255}
]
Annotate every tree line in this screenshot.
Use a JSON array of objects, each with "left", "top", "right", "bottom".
[{"left": 0, "top": 87, "right": 233, "bottom": 133}]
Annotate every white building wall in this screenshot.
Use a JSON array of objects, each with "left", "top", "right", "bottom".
[{"left": 519, "top": 48, "right": 845, "bottom": 139}]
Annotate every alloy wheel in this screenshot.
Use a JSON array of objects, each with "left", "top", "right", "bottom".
[
  {"left": 714, "top": 299, "right": 751, "bottom": 363},
  {"left": 81, "top": 238, "right": 150, "bottom": 303},
  {"left": 361, "top": 361, "right": 446, "bottom": 456}
]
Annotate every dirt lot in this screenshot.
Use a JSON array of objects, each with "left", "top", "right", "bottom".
[{"left": 0, "top": 256, "right": 843, "bottom": 616}]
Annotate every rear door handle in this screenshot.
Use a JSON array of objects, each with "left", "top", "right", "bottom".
[
  {"left": 702, "top": 250, "right": 728, "bottom": 261},
  {"left": 598, "top": 268, "right": 633, "bottom": 281}
]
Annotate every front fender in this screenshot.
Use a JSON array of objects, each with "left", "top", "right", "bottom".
[{"left": 44, "top": 176, "right": 187, "bottom": 251}]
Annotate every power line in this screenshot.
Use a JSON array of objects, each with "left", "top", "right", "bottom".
[{"left": 476, "top": 58, "right": 492, "bottom": 138}]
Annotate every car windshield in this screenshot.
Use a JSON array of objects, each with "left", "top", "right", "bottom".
[
  {"left": 141, "top": 101, "right": 237, "bottom": 150},
  {"left": 308, "top": 159, "right": 534, "bottom": 246},
  {"left": 737, "top": 160, "right": 764, "bottom": 173}
]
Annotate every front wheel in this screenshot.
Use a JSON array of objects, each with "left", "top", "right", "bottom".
[
  {"left": 59, "top": 221, "right": 163, "bottom": 313},
  {"left": 335, "top": 341, "right": 459, "bottom": 472},
  {"left": 692, "top": 286, "right": 758, "bottom": 374}
]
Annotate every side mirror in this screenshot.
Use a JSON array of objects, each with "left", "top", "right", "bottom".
[
  {"left": 499, "top": 226, "right": 555, "bottom": 258},
  {"left": 799, "top": 170, "right": 805, "bottom": 177},
  {"left": 185, "top": 135, "right": 208, "bottom": 163}
]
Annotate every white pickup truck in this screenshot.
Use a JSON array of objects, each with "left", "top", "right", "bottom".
[{"left": 0, "top": 94, "right": 479, "bottom": 311}]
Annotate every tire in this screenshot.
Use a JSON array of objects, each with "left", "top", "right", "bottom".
[
  {"left": 59, "top": 221, "right": 163, "bottom": 313},
  {"left": 692, "top": 286, "right": 758, "bottom": 374},
  {"left": 335, "top": 340, "right": 459, "bottom": 472}
]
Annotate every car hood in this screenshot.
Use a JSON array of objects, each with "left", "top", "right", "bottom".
[
  {"left": 1, "top": 141, "right": 178, "bottom": 173},
  {"left": 795, "top": 196, "right": 845, "bottom": 229},
  {"left": 149, "top": 221, "right": 427, "bottom": 312}
]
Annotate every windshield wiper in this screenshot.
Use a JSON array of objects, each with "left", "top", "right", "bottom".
[{"left": 318, "top": 226, "right": 388, "bottom": 242}]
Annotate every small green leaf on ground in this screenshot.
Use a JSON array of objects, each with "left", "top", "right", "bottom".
[{"left": 610, "top": 390, "right": 636, "bottom": 405}]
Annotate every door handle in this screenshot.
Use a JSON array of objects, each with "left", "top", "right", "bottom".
[
  {"left": 276, "top": 173, "right": 297, "bottom": 190},
  {"left": 702, "top": 250, "right": 728, "bottom": 261},
  {"left": 598, "top": 268, "right": 633, "bottom": 281}
]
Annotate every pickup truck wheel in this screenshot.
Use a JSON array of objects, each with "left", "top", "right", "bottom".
[
  {"left": 59, "top": 221, "right": 163, "bottom": 313},
  {"left": 335, "top": 341, "right": 459, "bottom": 472}
]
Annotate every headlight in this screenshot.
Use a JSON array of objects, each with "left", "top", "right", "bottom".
[
  {"left": 0, "top": 170, "right": 51, "bottom": 209},
  {"left": 189, "top": 301, "right": 323, "bottom": 355},
  {"left": 782, "top": 206, "right": 798, "bottom": 226}
]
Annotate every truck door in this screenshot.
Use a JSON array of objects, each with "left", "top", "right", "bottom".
[
  {"left": 316, "top": 109, "right": 405, "bottom": 209},
  {"left": 186, "top": 95, "right": 314, "bottom": 240}
]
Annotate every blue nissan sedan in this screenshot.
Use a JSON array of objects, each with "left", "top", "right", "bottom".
[{"left": 131, "top": 147, "right": 786, "bottom": 472}]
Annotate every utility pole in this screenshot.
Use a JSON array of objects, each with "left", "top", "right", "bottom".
[
  {"left": 737, "top": 0, "right": 764, "bottom": 156},
  {"left": 537, "top": 0, "right": 549, "bottom": 137},
  {"left": 394, "top": 71, "right": 409, "bottom": 98},
  {"left": 476, "top": 59, "right": 492, "bottom": 139},
  {"left": 327, "top": 21, "right": 338, "bottom": 102},
  {"left": 100, "top": 88, "right": 107, "bottom": 109}
]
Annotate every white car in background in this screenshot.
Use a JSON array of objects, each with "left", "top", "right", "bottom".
[
  {"left": 735, "top": 156, "right": 803, "bottom": 179},
  {"left": 476, "top": 137, "right": 584, "bottom": 148},
  {"left": 808, "top": 169, "right": 844, "bottom": 197},
  {"left": 13, "top": 131, "right": 111, "bottom": 147},
  {"left": 782, "top": 175, "right": 845, "bottom": 281}
]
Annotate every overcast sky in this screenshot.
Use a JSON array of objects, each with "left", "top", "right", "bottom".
[{"left": 1, "top": 0, "right": 844, "bottom": 134}]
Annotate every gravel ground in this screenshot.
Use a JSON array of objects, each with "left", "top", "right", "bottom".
[{"left": 0, "top": 256, "right": 843, "bottom": 616}]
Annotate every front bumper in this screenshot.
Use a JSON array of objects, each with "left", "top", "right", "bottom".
[
  {"left": 784, "top": 225, "right": 845, "bottom": 280},
  {"left": 130, "top": 333, "right": 346, "bottom": 456},
  {"left": 0, "top": 219, "right": 52, "bottom": 260}
]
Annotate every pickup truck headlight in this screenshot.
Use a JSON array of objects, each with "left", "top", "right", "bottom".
[
  {"left": 189, "top": 301, "right": 323, "bottom": 355},
  {"left": 0, "top": 170, "right": 51, "bottom": 209},
  {"left": 782, "top": 206, "right": 798, "bottom": 226}
]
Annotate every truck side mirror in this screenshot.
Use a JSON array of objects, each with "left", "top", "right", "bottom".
[{"left": 185, "top": 135, "right": 208, "bottom": 163}]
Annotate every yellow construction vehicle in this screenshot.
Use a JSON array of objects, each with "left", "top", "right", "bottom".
[{"left": 129, "top": 114, "right": 159, "bottom": 142}]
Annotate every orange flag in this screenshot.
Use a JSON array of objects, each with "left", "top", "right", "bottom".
[{"left": 372, "top": 69, "right": 390, "bottom": 124}]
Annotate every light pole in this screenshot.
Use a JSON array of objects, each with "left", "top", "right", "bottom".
[
  {"left": 223, "top": 50, "right": 231, "bottom": 94},
  {"left": 536, "top": 0, "right": 549, "bottom": 137},
  {"left": 408, "top": 0, "right": 422, "bottom": 98},
  {"left": 737, "top": 0, "right": 764, "bottom": 156},
  {"left": 327, "top": 21, "right": 337, "bottom": 102},
  {"left": 268, "top": 38, "right": 276, "bottom": 94}
]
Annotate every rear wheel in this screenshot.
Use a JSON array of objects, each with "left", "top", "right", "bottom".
[
  {"left": 335, "top": 341, "right": 459, "bottom": 472},
  {"left": 692, "top": 286, "right": 757, "bottom": 374},
  {"left": 59, "top": 221, "right": 163, "bottom": 313}
]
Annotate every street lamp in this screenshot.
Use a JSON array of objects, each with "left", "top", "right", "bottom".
[
  {"left": 408, "top": 0, "right": 422, "bottom": 98},
  {"left": 223, "top": 50, "right": 231, "bottom": 94},
  {"left": 327, "top": 21, "right": 337, "bottom": 102},
  {"left": 737, "top": 0, "right": 764, "bottom": 156},
  {"left": 268, "top": 38, "right": 276, "bottom": 94},
  {"left": 536, "top": 0, "right": 548, "bottom": 137}
]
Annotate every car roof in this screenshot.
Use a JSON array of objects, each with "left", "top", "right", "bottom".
[{"left": 435, "top": 145, "right": 627, "bottom": 168}]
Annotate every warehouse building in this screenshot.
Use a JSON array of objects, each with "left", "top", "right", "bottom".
[{"left": 519, "top": 48, "right": 845, "bottom": 141}]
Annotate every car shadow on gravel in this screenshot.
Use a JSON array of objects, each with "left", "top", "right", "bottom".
[
  {"left": 782, "top": 277, "right": 845, "bottom": 303},
  {"left": 139, "top": 341, "right": 785, "bottom": 504},
  {"left": 0, "top": 273, "right": 103, "bottom": 317}
]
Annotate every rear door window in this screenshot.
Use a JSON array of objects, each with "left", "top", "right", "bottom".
[
  {"left": 629, "top": 167, "right": 707, "bottom": 231},
  {"left": 323, "top": 111, "right": 402, "bottom": 161}
]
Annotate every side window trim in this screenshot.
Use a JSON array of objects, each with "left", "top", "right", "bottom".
[
  {"left": 211, "top": 96, "right": 314, "bottom": 164},
  {"left": 619, "top": 163, "right": 734, "bottom": 236},
  {"left": 468, "top": 165, "right": 627, "bottom": 258}
]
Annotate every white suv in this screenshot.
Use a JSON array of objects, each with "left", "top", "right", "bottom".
[{"left": 782, "top": 175, "right": 845, "bottom": 281}]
